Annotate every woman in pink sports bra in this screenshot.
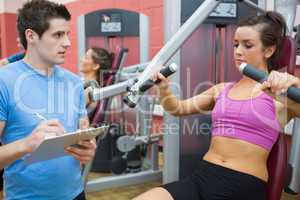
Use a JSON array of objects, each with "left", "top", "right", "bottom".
[{"left": 133, "top": 11, "right": 300, "bottom": 200}]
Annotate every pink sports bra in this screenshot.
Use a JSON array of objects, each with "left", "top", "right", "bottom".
[{"left": 211, "top": 82, "right": 281, "bottom": 151}]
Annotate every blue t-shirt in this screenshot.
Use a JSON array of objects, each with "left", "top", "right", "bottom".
[{"left": 0, "top": 60, "right": 87, "bottom": 200}]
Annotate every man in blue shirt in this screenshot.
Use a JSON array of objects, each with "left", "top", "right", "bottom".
[{"left": 0, "top": 0, "right": 96, "bottom": 199}]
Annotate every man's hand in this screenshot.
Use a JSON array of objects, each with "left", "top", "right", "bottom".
[
  {"left": 65, "top": 117, "right": 96, "bottom": 164},
  {"left": 65, "top": 139, "right": 97, "bottom": 164},
  {"left": 21, "top": 119, "right": 65, "bottom": 154}
]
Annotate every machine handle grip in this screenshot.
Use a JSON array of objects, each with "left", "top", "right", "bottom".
[
  {"left": 239, "top": 63, "right": 300, "bottom": 103},
  {"left": 139, "top": 63, "right": 177, "bottom": 92}
]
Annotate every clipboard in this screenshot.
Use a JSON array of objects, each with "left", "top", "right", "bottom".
[{"left": 23, "top": 125, "right": 109, "bottom": 164}]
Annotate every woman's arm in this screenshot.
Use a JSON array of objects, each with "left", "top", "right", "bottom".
[
  {"left": 84, "top": 87, "right": 92, "bottom": 106},
  {"left": 261, "top": 71, "right": 300, "bottom": 119},
  {"left": 157, "top": 72, "right": 225, "bottom": 116}
]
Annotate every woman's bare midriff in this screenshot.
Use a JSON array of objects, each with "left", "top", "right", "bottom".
[{"left": 203, "top": 136, "right": 269, "bottom": 182}]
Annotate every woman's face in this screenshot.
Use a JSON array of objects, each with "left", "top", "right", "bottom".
[
  {"left": 79, "top": 49, "right": 99, "bottom": 74},
  {"left": 233, "top": 26, "right": 274, "bottom": 71}
]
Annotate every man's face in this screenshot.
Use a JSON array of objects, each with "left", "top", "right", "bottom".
[{"left": 35, "top": 18, "right": 71, "bottom": 66}]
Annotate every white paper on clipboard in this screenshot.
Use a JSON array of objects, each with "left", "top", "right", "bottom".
[{"left": 23, "top": 125, "right": 109, "bottom": 164}]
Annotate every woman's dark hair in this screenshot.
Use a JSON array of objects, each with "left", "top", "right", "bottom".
[
  {"left": 237, "top": 11, "right": 287, "bottom": 71},
  {"left": 90, "top": 47, "right": 114, "bottom": 87},
  {"left": 17, "top": 0, "right": 71, "bottom": 49}
]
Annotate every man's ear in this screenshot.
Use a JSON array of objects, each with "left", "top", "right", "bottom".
[
  {"left": 24, "top": 29, "right": 38, "bottom": 45},
  {"left": 264, "top": 45, "right": 276, "bottom": 59}
]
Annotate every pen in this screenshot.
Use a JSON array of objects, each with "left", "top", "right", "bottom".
[{"left": 34, "top": 113, "right": 47, "bottom": 121}]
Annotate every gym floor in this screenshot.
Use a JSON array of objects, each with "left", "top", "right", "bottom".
[
  {"left": 0, "top": 180, "right": 299, "bottom": 200},
  {"left": 86, "top": 180, "right": 160, "bottom": 200}
]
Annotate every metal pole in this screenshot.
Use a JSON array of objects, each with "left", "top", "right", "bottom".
[
  {"left": 242, "top": 0, "right": 265, "bottom": 13},
  {"left": 275, "top": 0, "right": 298, "bottom": 34},
  {"left": 128, "top": 0, "right": 221, "bottom": 93},
  {"left": 162, "top": 0, "right": 182, "bottom": 184}
]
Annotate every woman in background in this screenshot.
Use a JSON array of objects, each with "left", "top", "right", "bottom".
[{"left": 79, "top": 47, "right": 114, "bottom": 121}]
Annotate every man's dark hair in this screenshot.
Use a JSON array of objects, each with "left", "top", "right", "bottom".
[{"left": 17, "top": 0, "right": 71, "bottom": 49}]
